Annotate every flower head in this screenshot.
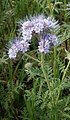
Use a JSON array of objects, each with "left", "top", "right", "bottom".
[
  {"left": 43, "top": 17, "right": 58, "bottom": 29},
  {"left": 8, "top": 14, "right": 59, "bottom": 59},
  {"left": 38, "top": 34, "right": 58, "bottom": 54},
  {"left": 21, "top": 20, "right": 33, "bottom": 42},
  {"left": 47, "top": 34, "right": 58, "bottom": 46},
  {"left": 19, "top": 40, "right": 30, "bottom": 53},
  {"left": 20, "top": 14, "right": 59, "bottom": 42},
  {"left": 8, "top": 37, "right": 30, "bottom": 59},
  {"left": 31, "top": 14, "right": 45, "bottom": 34},
  {"left": 8, "top": 43, "right": 18, "bottom": 59},
  {"left": 38, "top": 36, "right": 50, "bottom": 54}
]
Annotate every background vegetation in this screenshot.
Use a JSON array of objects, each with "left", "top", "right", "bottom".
[{"left": 0, "top": 0, "right": 70, "bottom": 120}]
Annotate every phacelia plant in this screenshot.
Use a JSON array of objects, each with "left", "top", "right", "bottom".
[{"left": 8, "top": 14, "right": 58, "bottom": 59}]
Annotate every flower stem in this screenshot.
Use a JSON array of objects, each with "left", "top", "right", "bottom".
[
  {"left": 41, "top": 53, "right": 54, "bottom": 105},
  {"left": 53, "top": 46, "right": 57, "bottom": 77},
  {"left": 47, "top": 0, "right": 53, "bottom": 16},
  {"left": 62, "top": 60, "right": 70, "bottom": 81},
  {"left": 24, "top": 53, "right": 40, "bottom": 63},
  {"left": 56, "top": 60, "right": 70, "bottom": 105}
]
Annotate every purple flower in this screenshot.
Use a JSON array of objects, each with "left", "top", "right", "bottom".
[
  {"left": 8, "top": 14, "right": 59, "bottom": 59},
  {"left": 38, "top": 34, "right": 58, "bottom": 54},
  {"left": 21, "top": 20, "right": 33, "bottom": 42},
  {"left": 8, "top": 37, "right": 30, "bottom": 59},
  {"left": 47, "top": 34, "right": 58, "bottom": 46},
  {"left": 20, "top": 14, "right": 59, "bottom": 41},
  {"left": 8, "top": 43, "right": 18, "bottom": 59},
  {"left": 19, "top": 40, "right": 30, "bottom": 53},
  {"left": 43, "top": 17, "right": 58, "bottom": 29},
  {"left": 38, "top": 36, "right": 50, "bottom": 54},
  {"left": 31, "top": 14, "right": 45, "bottom": 34}
]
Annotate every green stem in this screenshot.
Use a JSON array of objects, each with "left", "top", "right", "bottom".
[
  {"left": 53, "top": 46, "right": 57, "bottom": 77},
  {"left": 48, "top": 0, "right": 57, "bottom": 78},
  {"left": 24, "top": 53, "right": 40, "bottom": 63},
  {"left": 41, "top": 53, "right": 54, "bottom": 105},
  {"left": 62, "top": 60, "right": 70, "bottom": 81},
  {"left": 64, "top": 0, "right": 67, "bottom": 21},
  {"left": 47, "top": 0, "right": 53, "bottom": 16},
  {"left": 14, "top": 56, "right": 23, "bottom": 76},
  {"left": 47, "top": 0, "right": 56, "bottom": 77},
  {"left": 56, "top": 60, "right": 70, "bottom": 105}
]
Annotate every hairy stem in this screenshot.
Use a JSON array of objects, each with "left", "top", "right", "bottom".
[
  {"left": 41, "top": 53, "right": 54, "bottom": 105},
  {"left": 53, "top": 46, "right": 57, "bottom": 77}
]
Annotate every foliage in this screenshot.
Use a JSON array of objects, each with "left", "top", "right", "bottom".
[{"left": 0, "top": 0, "right": 70, "bottom": 120}]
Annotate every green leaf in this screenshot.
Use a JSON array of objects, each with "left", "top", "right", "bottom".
[
  {"left": 64, "top": 107, "right": 70, "bottom": 111},
  {"left": 65, "top": 49, "right": 70, "bottom": 61}
]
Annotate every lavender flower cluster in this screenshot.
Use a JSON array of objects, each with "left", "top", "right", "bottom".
[
  {"left": 38, "top": 34, "right": 58, "bottom": 54},
  {"left": 8, "top": 37, "right": 30, "bottom": 59},
  {"left": 8, "top": 14, "right": 59, "bottom": 59}
]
